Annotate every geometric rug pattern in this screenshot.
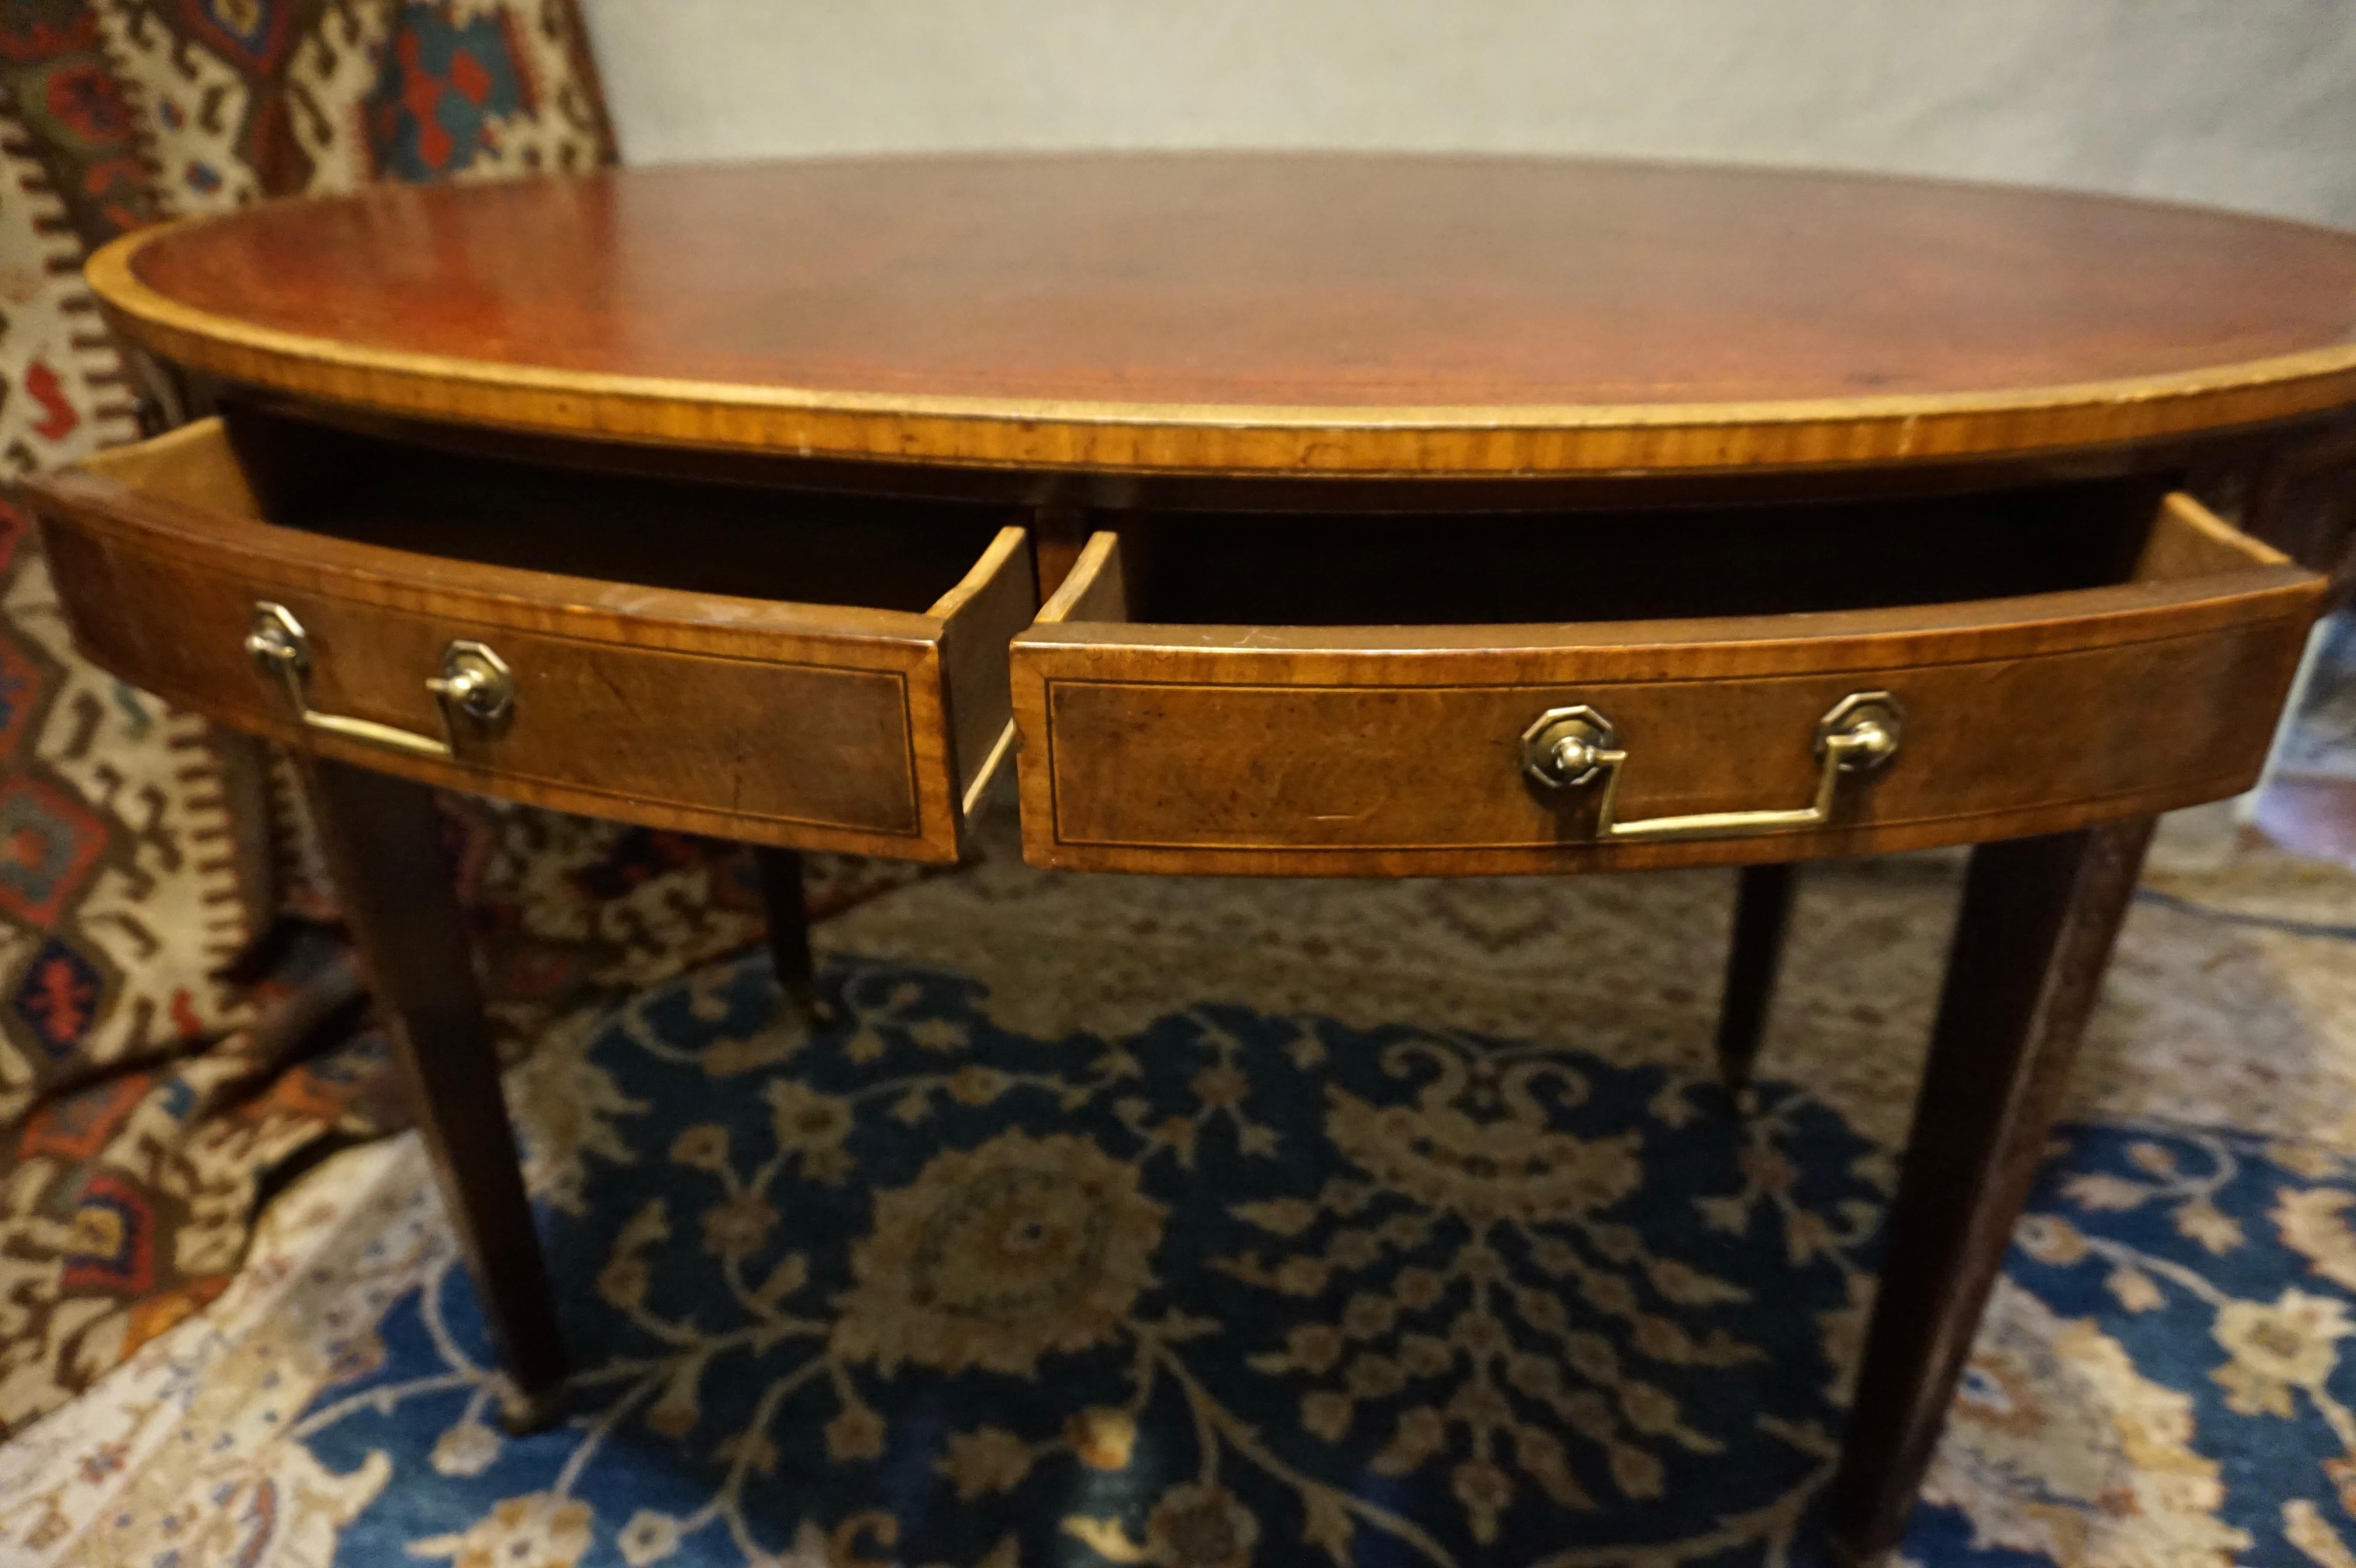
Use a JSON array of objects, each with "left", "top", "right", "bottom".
[{"left": 0, "top": 0, "right": 619, "bottom": 1432}]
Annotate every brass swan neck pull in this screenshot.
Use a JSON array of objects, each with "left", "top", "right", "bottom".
[
  {"left": 246, "top": 601, "right": 513, "bottom": 760},
  {"left": 1520, "top": 692, "right": 1903, "bottom": 844}
]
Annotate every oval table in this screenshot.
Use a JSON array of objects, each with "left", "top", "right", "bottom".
[{"left": 27, "top": 154, "right": 2356, "bottom": 1564}]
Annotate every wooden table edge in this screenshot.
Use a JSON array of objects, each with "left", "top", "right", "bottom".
[{"left": 89, "top": 218, "right": 2356, "bottom": 478}]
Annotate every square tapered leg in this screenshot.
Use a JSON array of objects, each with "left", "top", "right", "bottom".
[
  {"left": 1824, "top": 818, "right": 2154, "bottom": 1562},
  {"left": 1716, "top": 862, "right": 1797, "bottom": 1097},
  {"left": 301, "top": 759, "right": 569, "bottom": 1428}
]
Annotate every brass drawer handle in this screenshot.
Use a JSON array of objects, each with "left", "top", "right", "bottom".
[
  {"left": 246, "top": 601, "right": 514, "bottom": 760},
  {"left": 1520, "top": 692, "right": 1903, "bottom": 843}
]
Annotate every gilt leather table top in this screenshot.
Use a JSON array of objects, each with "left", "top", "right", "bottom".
[{"left": 87, "top": 153, "right": 2356, "bottom": 477}]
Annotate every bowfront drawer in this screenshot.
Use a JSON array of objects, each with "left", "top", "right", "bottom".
[
  {"left": 25, "top": 420, "right": 1032, "bottom": 860},
  {"left": 1011, "top": 492, "right": 2324, "bottom": 874}
]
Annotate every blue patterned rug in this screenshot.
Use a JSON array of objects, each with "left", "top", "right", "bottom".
[
  {"left": 14, "top": 839, "right": 2356, "bottom": 1567},
  {"left": 250, "top": 948, "right": 2356, "bottom": 1568}
]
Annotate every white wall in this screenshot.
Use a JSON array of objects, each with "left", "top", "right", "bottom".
[{"left": 580, "top": 0, "right": 2356, "bottom": 226}]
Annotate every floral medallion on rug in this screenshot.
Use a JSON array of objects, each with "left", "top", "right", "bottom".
[
  {"left": 6, "top": 820, "right": 2355, "bottom": 1567},
  {"left": 267, "top": 962, "right": 1880, "bottom": 1567}
]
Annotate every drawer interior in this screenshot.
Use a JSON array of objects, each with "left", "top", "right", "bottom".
[
  {"left": 1107, "top": 478, "right": 2185, "bottom": 626},
  {"left": 201, "top": 416, "right": 1016, "bottom": 614}
]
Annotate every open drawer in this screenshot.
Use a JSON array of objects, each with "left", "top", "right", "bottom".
[
  {"left": 1010, "top": 488, "right": 2325, "bottom": 874},
  {"left": 24, "top": 419, "right": 1033, "bottom": 861}
]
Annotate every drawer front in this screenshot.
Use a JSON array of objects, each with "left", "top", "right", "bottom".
[
  {"left": 29, "top": 424, "right": 1031, "bottom": 861},
  {"left": 1013, "top": 522, "right": 2324, "bottom": 875}
]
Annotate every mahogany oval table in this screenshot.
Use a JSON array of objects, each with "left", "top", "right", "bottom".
[{"left": 26, "top": 154, "right": 2356, "bottom": 1564}]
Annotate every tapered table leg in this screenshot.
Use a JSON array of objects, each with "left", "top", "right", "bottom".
[
  {"left": 301, "top": 758, "right": 568, "bottom": 1429},
  {"left": 1824, "top": 818, "right": 2154, "bottom": 1563},
  {"left": 755, "top": 845, "right": 834, "bottom": 1027},
  {"left": 1716, "top": 862, "right": 1796, "bottom": 1097}
]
